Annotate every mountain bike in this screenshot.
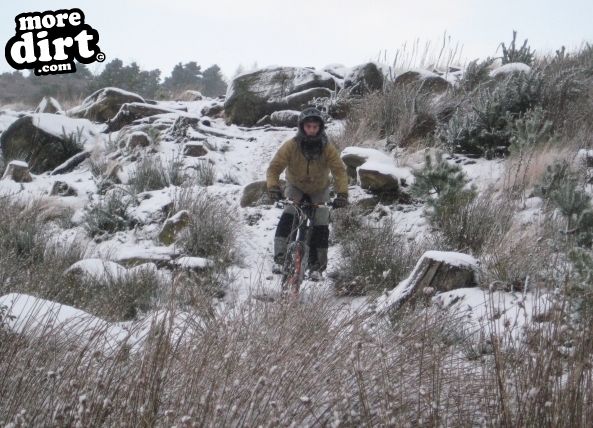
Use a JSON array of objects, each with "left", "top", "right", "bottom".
[{"left": 276, "top": 197, "right": 333, "bottom": 302}]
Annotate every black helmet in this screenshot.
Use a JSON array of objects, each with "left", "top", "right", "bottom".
[{"left": 298, "top": 107, "right": 324, "bottom": 131}]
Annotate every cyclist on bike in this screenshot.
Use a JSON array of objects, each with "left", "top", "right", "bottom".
[{"left": 266, "top": 107, "right": 349, "bottom": 281}]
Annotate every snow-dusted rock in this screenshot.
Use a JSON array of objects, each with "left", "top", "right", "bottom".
[
  {"left": 167, "top": 115, "right": 202, "bottom": 141},
  {"left": 224, "top": 66, "right": 336, "bottom": 126},
  {"left": 0, "top": 293, "right": 128, "bottom": 352},
  {"left": 49, "top": 180, "right": 78, "bottom": 197},
  {"left": 51, "top": 150, "right": 92, "bottom": 175},
  {"left": 240, "top": 180, "right": 285, "bottom": 207},
  {"left": 126, "top": 131, "right": 152, "bottom": 149},
  {"left": 176, "top": 90, "right": 203, "bottom": 101},
  {"left": 394, "top": 69, "right": 450, "bottom": 93},
  {"left": 105, "top": 160, "right": 125, "bottom": 184},
  {"left": 34, "top": 96, "right": 63, "bottom": 114},
  {"left": 183, "top": 142, "right": 208, "bottom": 157},
  {"left": 158, "top": 210, "right": 191, "bottom": 245},
  {"left": 106, "top": 102, "right": 180, "bottom": 132},
  {"left": 68, "top": 87, "right": 145, "bottom": 123},
  {"left": 375, "top": 251, "right": 479, "bottom": 314},
  {"left": 577, "top": 149, "right": 593, "bottom": 168},
  {"left": 65, "top": 258, "right": 164, "bottom": 285},
  {"left": 489, "top": 62, "right": 531, "bottom": 79},
  {"left": 322, "top": 63, "right": 349, "bottom": 80},
  {"left": 0, "top": 113, "right": 98, "bottom": 173},
  {"left": 173, "top": 256, "right": 214, "bottom": 271},
  {"left": 341, "top": 146, "right": 413, "bottom": 194},
  {"left": 269, "top": 110, "right": 300, "bottom": 127},
  {"left": 201, "top": 102, "right": 224, "bottom": 118},
  {"left": 343, "top": 62, "right": 384, "bottom": 96},
  {"left": 65, "top": 258, "right": 128, "bottom": 282},
  {"left": 112, "top": 245, "right": 178, "bottom": 267},
  {"left": 2, "top": 160, "right": 32, "bottom": 182}
]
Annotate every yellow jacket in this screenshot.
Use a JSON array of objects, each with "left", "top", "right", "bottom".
[{"left": 266, "top": 137, "right": 348, "bottom": 195}]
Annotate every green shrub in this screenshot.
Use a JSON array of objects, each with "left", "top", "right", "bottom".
[
  {"left": 408, "top": 151, "right": 503, "bottom": 253},
  {"left": 410, "top": 151, "right": 470, "bottom": 199},
  {"left": 334, "top": 217, "right": 426, "bottom": 296},
  {"left": 174, "top": 188, "right": 239, "bottom": 266},
  {"left": 193, "top": 159, "right": 216, "bottom": 186},
  {"left": 458, "top": 58, "right": 495, "bottom": 93},
  {"left": 62, "top": 264, "right": 161, "bottom": 321},
  {"left": 82, "top": 189, "right": 136, "bottom": 238},
  {"left": 0, "top": 199, "right": 48, "bottom": 260},
  {"left": 500, "top": 31, "right": 535, "bottom": 66},
  {"left": 438, "top": 71, "right": 544, "bottom": 158},
  {"left": 509, "top": 107, "right": 555, "bottom": 154},
  {"left": 129, "top": 154, "right": 184, "bottom": 194}
]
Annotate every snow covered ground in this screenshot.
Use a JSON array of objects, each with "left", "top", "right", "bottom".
[{"left": 0, "top": 91, "right": 547, "bottom": 351}]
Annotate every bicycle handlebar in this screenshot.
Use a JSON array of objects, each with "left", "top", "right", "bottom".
[{"left": 276, "top": 198, "right": 335, "bottom": 209}]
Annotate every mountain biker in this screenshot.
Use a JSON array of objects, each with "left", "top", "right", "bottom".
[{"left": 266, "top": 107, "right": 349, "bottom": 281}]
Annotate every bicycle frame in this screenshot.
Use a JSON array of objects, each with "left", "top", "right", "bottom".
[{"left": 278, "top": 198, "right": 328, "bottom": 301}]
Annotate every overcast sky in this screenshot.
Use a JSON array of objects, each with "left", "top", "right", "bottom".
[{"left": 2, "top": 0, "right": 592, "bottom": 81}]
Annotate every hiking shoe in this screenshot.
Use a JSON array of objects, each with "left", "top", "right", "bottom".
[
  {"left": 308, "top": 270, "right": 322, "bottom": 282},
  {"left": 272, "top": 262, "right": 284, "bottom": 274}
]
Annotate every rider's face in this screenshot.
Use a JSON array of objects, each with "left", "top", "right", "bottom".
[{"left": 303, "top": 121, "right": 320, "bottom": 137}]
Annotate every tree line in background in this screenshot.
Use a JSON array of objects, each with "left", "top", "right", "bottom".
[{"left": 0, "top": 59, "right": 228, "bottom": 106}]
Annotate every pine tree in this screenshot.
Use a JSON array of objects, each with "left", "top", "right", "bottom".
[
  {"left": 200, "top": 65, "right": 227, "bottom": 97},
  {"left": 162, "top": 61, "right": 203, "bottom": 93},
  {"left": 410, "top": 151, "right": 471, "bottom": 200}
]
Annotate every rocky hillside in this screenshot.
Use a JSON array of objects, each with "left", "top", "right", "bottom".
[{"left": 1, "top": 51, "right": 592, "bottom": 425}]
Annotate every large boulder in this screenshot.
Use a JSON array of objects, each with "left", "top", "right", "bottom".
[
  {"left": 281, "top": 87, "right": 332, "bottom": 110},
  {"left": 400, "top": 112, "right": 438, "bottom": 147},
  {"left": 269, "top": 110, "right": 300, "bottom": 127},
  {"left": 0, "top": 113, "right": 97, "bottom": 173},
  {"left": 241, "top": 179, "right": 286, "bottom": 207},
  {"left": 68, "top": 87, "right": 145, "bottom": 123},
  {"left": 201, "top": 102, "right": 224, "bottom": 118},
  {"left": 105, "top": 102, "right": 178, "bottom": 132},
  {"left": 126, "top": 131, "right": 152, "bottom": 150},
  {"left": 375, "top": 251, "right": 479, "bottom": 314},
  {"left": 322, "top": 63, "right": 350, "bottom": 80},
  {"left": 176, "top": 90, "right": 203, "bottom": 101},
  {"left": 393, "top": 70, "right": 451, "bottom": 94},
  {"left": 358, "top": 166, "right": 401, "bottom": 193},
  {"left": 166, "top": 115, "right": 202, "bottom": 142},
  {"left": 343, "top": 62, "right": 384, "bottom": 96},
  {"left": 224, "top": 66, "right": 336, "bottom": 126},
  {"left": 341, "top": 146, "right": 414, "bottom": 193}
]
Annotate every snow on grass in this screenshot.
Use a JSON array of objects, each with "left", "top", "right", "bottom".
[
  {"left": 0, "top": 293, "right": 201, "bottom": 354},
  {"left": 432, "top": 287, "right": 552, "bottom": 343},
  {"left": 173, "top": 256, "right": 215, "bottom": 269},
  {"left": 0, "top": 292, "right": 128, "bottom": 353},
  {"left": 489, "top": 62, "right": 531, "bottom": 78},
  {"left": 65, "top": 258, "right": 128, "bottom": 281}
]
